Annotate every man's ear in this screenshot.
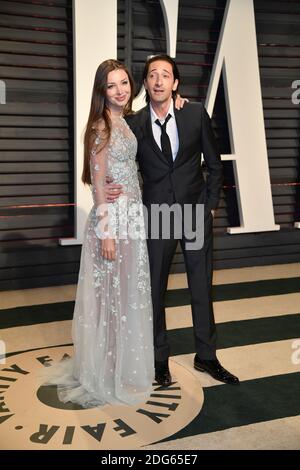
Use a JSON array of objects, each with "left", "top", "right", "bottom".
[
  {"left": 172, "top": 79, "right": 179, "bottom": 92},
  {"left": 143, "top": 79, "right": 148, "bottom": 91}
]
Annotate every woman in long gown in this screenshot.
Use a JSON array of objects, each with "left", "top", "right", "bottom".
[{"left": 42, "top": 60, "right": 154, "bottom": 407}]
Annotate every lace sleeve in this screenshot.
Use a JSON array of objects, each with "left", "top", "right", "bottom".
[{"left": 90, "top": 129, "right": 114, "bottom": 239}]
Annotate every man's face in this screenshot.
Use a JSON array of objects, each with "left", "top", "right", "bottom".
[{"left": 144, "top": 60, "right": 178, "bottom": 105}]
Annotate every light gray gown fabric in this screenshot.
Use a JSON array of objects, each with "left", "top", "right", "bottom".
[{"left": 41, "top": 116, "right": 154, "bottom": 407}]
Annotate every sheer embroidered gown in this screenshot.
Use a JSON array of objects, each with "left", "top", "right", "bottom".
[{"left": 42, "top": 116, "right": 154, "bottom": 407}]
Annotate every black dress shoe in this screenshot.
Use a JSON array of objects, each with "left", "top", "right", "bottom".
[
  {"left": 194, "top": 355, "right": 239, "bottom": 385},
  {"left": 155, "top": 361, "right": 172, "bottom": 386},
  {"left": 155, "top": 368, "right": 172, "bottom": 386}
]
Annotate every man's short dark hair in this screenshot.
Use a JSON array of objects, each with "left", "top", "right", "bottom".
[{"left": 143, "top": 54, "right": 180, "bottom": 103}]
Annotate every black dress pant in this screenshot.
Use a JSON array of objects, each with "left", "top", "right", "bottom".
[{"left": 146, "top": 205, "right": 217, "bottom": 363}]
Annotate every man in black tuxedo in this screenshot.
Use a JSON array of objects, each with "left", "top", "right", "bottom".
[{"left": 107, "top": 55, "right": 239, "bottom": 386}]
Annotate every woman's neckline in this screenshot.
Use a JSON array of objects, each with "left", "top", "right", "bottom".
[{"left": 111, "top": 114, "right": 125, "bottom": 124}]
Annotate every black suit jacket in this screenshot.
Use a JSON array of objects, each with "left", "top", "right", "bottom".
[{"left": 126, "top": 101, "right": 223, "bottom": 211}]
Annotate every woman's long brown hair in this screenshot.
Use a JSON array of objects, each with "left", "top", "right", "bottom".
[{"left": 82, "top": 60, "right": 135, "bottom": 185}]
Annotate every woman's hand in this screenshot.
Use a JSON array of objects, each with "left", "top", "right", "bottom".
[
  {"left": 175, "top": 94, "right": 189, "bottom": 110},
  {"left": 105, "top": 176, "right": 123, "bottom": 203},
  {"left": 101, "top": 238, "right": 116, "bottom": 260}
]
